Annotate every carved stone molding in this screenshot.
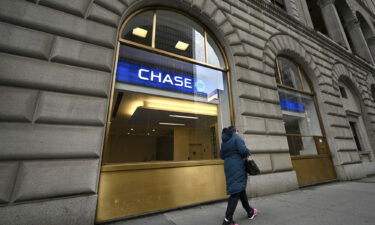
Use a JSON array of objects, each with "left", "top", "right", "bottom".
[
  {"left": 317, "top": 0, "right": 336, "bottom": 9},
  {"left": 241, "top": 0, "right": 375, "bottom": 72}
]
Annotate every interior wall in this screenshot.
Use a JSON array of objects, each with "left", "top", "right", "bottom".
[
  {"left": 174, "top": 128, "right": 189, "bottom": 160},
  {"left": 108, "top": 135, "right": 157, "bottom": 163}
]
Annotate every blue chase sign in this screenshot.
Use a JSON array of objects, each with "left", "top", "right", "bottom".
[
  {"left": 280, "top": 99, "right": 305, "bottom": 112},
  {"left": 116, "top": 61, "right": 213, "bottom": 96}
]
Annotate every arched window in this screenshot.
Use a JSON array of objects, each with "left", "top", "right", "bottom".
[
  {"left": 104, "top": 9, "right": 231, "bottom": 164},
  {"left": 275, "top": 56, "right": 324, "bottom": 156},
  {"left": 120, "top": 9, "right": 225, "bottom": 68},
  {"left": 339, "top": 78, "right": 372, "bottom": 152}
]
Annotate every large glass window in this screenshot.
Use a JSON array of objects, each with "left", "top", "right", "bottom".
[
  {"left": 121, "top": 9, "right": 225, "bottom": 68},
  {"left": 275, "top": 56, "right": 324, "bottom": 156},
  {"left": 105, "top": 9, "right": 230, "bottom": 164}
]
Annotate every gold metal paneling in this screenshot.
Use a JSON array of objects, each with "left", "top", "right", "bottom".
[
  {"left": 102, "top": 160, "right": 223, "bottom": 172},
  {"left": 96, "top": 164, "right": 227, "bottom": 222},
  {"left": 291, "top": 156, "right": 336, "bottom": 186}
]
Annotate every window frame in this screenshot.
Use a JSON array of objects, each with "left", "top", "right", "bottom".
[
  {"left": 118, "top": 7, "right": 228, "bottom": 72},
  {"left": 275, "top": 56, "right": 314, "bottom": 96},
  {"left": 102, "top": 7, "right": 234, "bottom": 166},
  {"left": 339, "top": 85, "right": 348, "bottom": 99},
  {"left": 275, "top": 56, "right": 328, "bottom": 157}
]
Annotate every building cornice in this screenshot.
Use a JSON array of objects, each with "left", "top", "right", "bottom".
[
  {"left": 355, "top": 0, "right": 375, "bottom": 20},
  {"left": 240, "top": 0, "right": 375, "bottom": 74}
]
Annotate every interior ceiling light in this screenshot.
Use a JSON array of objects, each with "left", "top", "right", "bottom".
[
  {"left": 159, "top": 122, "right": 186, "bottom": 126},
  {"left": 169, "top": 114, "right": 199, "bottom": 119},
  {"left": 124, "top": 96, "right": 217, "bottom": 117},
  {"left": 144, "top": 99, "right": 217, "bottom": 116},
  {"left": 175, "top": 41, "right": 189, "bottom": 51},
  {"left": 132, "top": 27, "right": 148, "bottom": 38}
]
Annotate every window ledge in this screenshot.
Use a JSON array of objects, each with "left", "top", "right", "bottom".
[
  {"left": 359, "top": 151, "right": 372, "bottom": 156},
  {"left": 102, "top": 159, "right": 224, "bottom": 172}
]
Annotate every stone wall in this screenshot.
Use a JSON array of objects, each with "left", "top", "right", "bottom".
[{"left": 0, "top": 0, "right": 119, "bottom": 224}]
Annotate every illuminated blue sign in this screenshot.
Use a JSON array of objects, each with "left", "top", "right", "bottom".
[
  {"left": 280, "top": 99, "right": 305, "bottom": 112},
  {"left": 116, "top": 61, "right": 211, "bottom": 96}
]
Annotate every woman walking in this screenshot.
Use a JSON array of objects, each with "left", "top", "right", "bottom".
[{"left": 220, "top": 126, "right": 258, "bottom": 225}]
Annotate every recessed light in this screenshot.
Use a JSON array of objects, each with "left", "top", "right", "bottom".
[
  {"left": 159, "top": 122, "right": 185, "bottom": 126},
  {"left": 169, "top": 114, "right": 199, "bottom": 119},
  {"left": 132, "top": 27, "right": 148, "bottom": 38},
  {"left": 130, "top": 128, "right": 134, "bottom": 131},
  {"left": 152, "top": 129, "right": 156, "bottom": 132},
  {"left": 175, "top": 41, "right": 189, "bottom": 51}
]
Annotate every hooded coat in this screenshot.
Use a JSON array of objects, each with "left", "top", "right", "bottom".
[{"left": 220, "top": 132, "right": 251, "bottom": 195}]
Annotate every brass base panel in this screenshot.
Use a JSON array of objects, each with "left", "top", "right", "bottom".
[
  {"left": 291, "top": 155, "right": 336, "bottom": 186},
  {"left": 96, "top": 163, "right": 227, "bottom": 222}
]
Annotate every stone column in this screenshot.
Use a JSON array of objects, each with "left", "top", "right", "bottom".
[
  {"left": 318, "top": 0, "right": 351, "bottom": 49},
  {"left": 366, "top": 36, "right": 375, "bottom": 63},
  {"left": 345, "top": 18, "right": 375, "bottom": 64},
  {"left": 300, "top": 0, "right": 314, "bottom": 28}
]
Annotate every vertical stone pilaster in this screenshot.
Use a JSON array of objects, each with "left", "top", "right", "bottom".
[
  {"left": 318, "top": 0, "right": 351, "bottom": 50},
  {"left": 298, "top": 0, "right": 314, "bottom": 28},
  {"left": 345, "top": 18, "right": 375, "bottom": 64},
  {"left": 366, "top": 36, "right": 375, "bottom": 63}
]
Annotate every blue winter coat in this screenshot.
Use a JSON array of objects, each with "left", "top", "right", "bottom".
[{"left": 220, "top": 133, "right": 251, "bottom": 195}]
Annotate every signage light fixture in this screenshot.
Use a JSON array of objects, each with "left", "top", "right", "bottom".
[
  {"left": 132, "top": 27, "right": 148, "bottom": 38},
  {"left": 175, "top": 41, "right": 189, "bottom": 51}
]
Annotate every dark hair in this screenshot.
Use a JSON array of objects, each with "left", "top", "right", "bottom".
[{"left": 222, "top": 126, "right": 237, "bottom": 135}]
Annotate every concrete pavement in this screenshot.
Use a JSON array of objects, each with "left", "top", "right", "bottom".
[{"left": 105, "top": 176, "right": 375, "bottom": 225}]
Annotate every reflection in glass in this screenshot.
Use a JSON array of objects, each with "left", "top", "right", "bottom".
[
  {"left": 299, "top": 69, "right": 311, "bottom": 92},
  {"left": 155, "top": 10, "right": 205, "bottom": 61},
  {"left": 116, "top": 45, "right": 225, "bottom": 101},
  {"left": 207, "top": 35, "right": 225, "bottom": 68},
  {"left": 277, "top": 57, "right": 302, "bottom": 89},
  {"left": 287, "top": 136, "right": 318, "bottom": 156},
  {"left": 121, "top": 10, "right": 226, "bottom": 69},
  {"left": 107, "top": 45, "right": 230, "bottom": 164},
  {"left": 279, "top": 88, "right": 322, "bottom": 136},
  {"left": 278, "top": 88, "right": 322, "bottom": 156},
  {"left": 122, "top": 11, "right": 153, "bottom": 46},
  {"left": 107, "top": 91, "right": 219, "bottom": 163}
]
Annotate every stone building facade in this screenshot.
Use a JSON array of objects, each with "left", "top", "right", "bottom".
[{"left": 1, "top": 0, "right": 375, "bottom": 224}]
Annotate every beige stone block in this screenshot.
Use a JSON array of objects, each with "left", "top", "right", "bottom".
[
  {"left": 251, "top": 153, "right": 272, "bottom": 173},
  {"left": 338, "top": 151, "right": 353, "bottom": 165},
  {"left": 350, "top": 152, "right": 361, "bottom": 163},
  {"left": 246, "top": 171, "right": 298, "bottom": 197},
  {"left": 336, "top": 139, "right": 357, "bottom": 151},
  {"left": 271, "top": 153, "right": 293, "bottom": 172},
  {"left": 238, "top": 82, "right": 261, "bottom": 100},
  {"left": 243, "top": 134, "right": 289, "bottom": 152},
  {"left": 265, "top": 118, "right": 285, "bottom": 135},
  {"left": 239, "top": 98, "right": 282, "bottom": 119},
  {"left": 242, "top": 116, "right": 266, "bottom": 134}
]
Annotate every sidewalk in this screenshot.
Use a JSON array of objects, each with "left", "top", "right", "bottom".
[{"left": 106, "top": 176, "right": 375, "bottom": 225}]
